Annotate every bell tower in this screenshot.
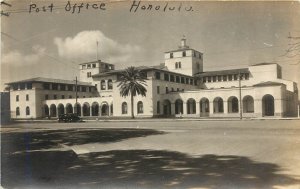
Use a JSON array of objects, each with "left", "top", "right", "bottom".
[{"left": 164, "top": 37, "right": 203, "bottom": 76}]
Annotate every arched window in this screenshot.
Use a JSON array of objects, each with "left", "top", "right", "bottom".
[
  {"left": 187, "top": 98, "right": 196, "bottom": 114},
  {"left": 137, "top": 101, "right": 143, "bottom": 114},
  {"left": 175, "top": 99, "right": 183, "bottom": 114},
  {"left": 16, "top": 107, "right": 20, "bottom": 116},
  {"left": 213, "top": 97, "right": 224, "bottom": 113},
  {"left": 108, "top": 79, "right": 113, "bottom": 90},
  {"left": 243, "top": 96, "right": 254, "bottom": 113},
  {"left": 26, "top": 106, "right": 30, "bottom": 115},
  {"left": 122, "top": 102, "right": 128, "bottom": 114},
  {"left": 101, "top": 80, "right": 106, "bottom": 90},
  {"left": 228, "top": 96, "right": 239, "bottom": 113}
]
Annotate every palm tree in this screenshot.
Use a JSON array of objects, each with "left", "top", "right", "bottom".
[{"left": 117, "top": 66, "right": 147, "bottom": 119}]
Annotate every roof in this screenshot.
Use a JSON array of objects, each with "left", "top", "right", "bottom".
[
  {"left": 194, "top": 68, "right": 249, "bottom": 77},
  {"left": 253, "top": 81, "right": 285, "bottom": 87},
  {"left": 78, "top": 60, "right": 114, "bottom": 66},
  {"left": 164, "top": 47, "right": 202, "bottom": 54},
  {"left": 251, "top": 62, "right": 278, "bottom": 67},
  {"left": 5, "top": 77, "right": 93, "bottom": 86},
  {"left": 92, "top": 65, "right": 195, "bottom": 78}
]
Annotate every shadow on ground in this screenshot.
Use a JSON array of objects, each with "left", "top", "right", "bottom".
[
  {"left": 2, "top": 149, "right": 299, "bottom": 189},
  {"left": 1, "top": 128, "right": 164, "bottom": 153}
]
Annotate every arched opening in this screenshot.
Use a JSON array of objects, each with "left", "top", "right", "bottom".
[
  {"left": 91, "top": 102, "right": 99, "bottom": 116},
  {"left": 187, "top": 98, "right": 196, "bottom": 114},
  {"left": 213, "top": 97, "right": 224, "bottom": 113},
  {"left": 44, "top": 105, "right": 49, "bottom": 117},
  {"left": 101, "top": 104, "right": 109, "bottom": 116},
  {"left": 122, "top": 102, "right": 128, "bottom": 114},
  {"left": 57, "top": 104, "right": 65, "bottom": 116},
  {"left": 262, "top": 94, "right": 274, "bottom": 116},
  {"left": 66, "top": 104, "right": 73, "bottom": 114},
  {"left": 74, "top": 103, "right": 81, "bottom": 116},
  {"left": 243, "top": 96, "right": 254, "bottom": 113},
  {"left": 16, "top": 107, "right": 20, "bottom": 116},
  {"left": 175, "top": 99, "right": 183, "bottom": 114},
  {"left": 50, "top": 104, "right": 57, "bottom": 117},
  {"left": 163, "top": 100, "right": 171, "bottom": 116},
  {"left": 26, "top": 106, "right": 30, "bottom": 116},
  {"left": 101, "top": 80, "right": 106, "bottom": 90},
  {"left": 228, "top": 96, "right": 239, "bottom": 113},
  {"left": 137, "top": 101, "right": 143, "bottom": 114},
  {"left": 108, "top": 79, "right": 113, "bottom": 90},
  {"left": 200, "top": 98, "right": 209, "bottom": 116},
  {"left": 82, "top": 103, "right": 90, "bottom": 116}
]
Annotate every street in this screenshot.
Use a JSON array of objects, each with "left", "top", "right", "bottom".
[{"left": 1, "top": 119, "right": 300, "bottom": 189}]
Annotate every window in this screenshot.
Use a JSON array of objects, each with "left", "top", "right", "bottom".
[
  {"left": 170, "top": 75, "right": 175, "bottom": 82},
  {"left": 190, "top": 79, "right": 194, "bottom": 85},
  {"left": 171, "top": 87, "right": 174, "bottom": 92},
  {"left": 223, "top": 75, "right": 227, "bottom": 81},
  {"left": 177, "top": 88, "right": 179, "bottom": 91},
  {"left": 186, "top": 78, "right": 189, "bottom": 84},
  {"left": 155, "top": 72, "right": 161, "bottom": 79},
  {"left": 92, "top": 63, "right": 96, "bottom": 68},
  {"left": 137, "top": 101, "right": 143, "bottom": 114},
  {"left": 16, "top": 95, "right": 19, "bottom": 102},
  {"left": 182, "top": 51, "right": 186, "bottom": 57},
  {"left": 87, "top": 64, "right": 91, "bottom": 68},
  {"left": 20, "top": 83, "right": 25, "bottom": 90},
  {"left": 176, "top": 76, "right": 180, "bottom": 83},
  {"left": 203, "top": 77, "right": 207, "bottom": 83},
  {"left": 164, "top": 73, "right": 169, "bottom": 81},
  {"left": 229, "top": 75, "right": 233, "bottom": 81},
  {"left": 62, "top": 95, "right": 65, "bottom": 99},
  {"left": 213, "top": 76, "right": 217, "bottom": 82},
  {"left": 170, "top": 53, "right": 173, "bottom": 58},
  {"left": 16, "top": 107, "right": 20, "bottom": 116},
  {"left": 87, "top": 72, "right": 92, "bottom": 78},
  {"left": 207, "top": 77, "right": 211, "bottom": 83},
  {"left": 157, "top": 101, "right": 160, "bottom": 114},
  {"left": 157, "top": 86, "right": 160, "bottom": 94},
  {"left": 234, "top": 74, "right": 238, "bottom": 80},
  {"left": 82, "top": 86, "right": 86, "bottom": 92},
  {"left": 54, "top": 95, "right": 57, "bottom": 99},
  {"left": 181, "top": 77, "right": 185, "bottom": 84},
  {"left": 12, "top": 84, "right": 18, "bottom": 90},
  {"left": 122, "top": 102, "right": 128, "bottom": 114},
  {"left": 67, "top": 85, "right": 73, "bottom": 91},
  {"left": 69, "top": 95, "right": 72, "bottom": 99},
  {"left": 108, "top": 79, "right": 113, "bottom": 90},
  {"left": 26, "top": 107, "right": 30, "bottom": 115},
  {"left": 166, "top": 87, "right": 169, "bottom": 94},
  {"left": 45, "top": 95, "right": 49, "bottom": 100},
  {"left": 178, "top": 62, "right": 181, "bottom": 68},
  {"left": 175, "top": 62, "right": 178, "bottom": 69},
  {"left": 245, "top": 73, "right": 249, "bottom": 80},
  {"left": 77, "top": 86, "right": 81, "bottom": 92},
  {"left": 217, "top": 75, "right": 222, "bottom": 81},
  {"left": 27, "top": 83, "right": 32, "bottom": 89},
  {"left": 60, "top": 84, "right": 66, "bottom": 91},
  {"left": 52, "top": 83, "right": 58, "bottom": 90},
  {"left": 43, "top": 83, "right": 50, "bottom": 90},
  {"left": 193, "top": 51, "right": 196, "bottom": 57},
  {"left": 101, "top": 80, "right": 106, "bottom": 90},
  {"left": 89, "top": 87, "right": 92, "bottom": 92},
  {"left": 82, "top": 65, "right": 86, "bottom": 69},
  {"left": 26, "top": 94, "right": 29, "bottom": 101}
]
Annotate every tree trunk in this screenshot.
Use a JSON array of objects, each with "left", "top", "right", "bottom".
[{"left": 131, "top": 93, "right": 135, "bottom": 119}]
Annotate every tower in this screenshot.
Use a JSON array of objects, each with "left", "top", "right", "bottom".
[{"left": 164, "top": 37, "right": 203, "bottom": 76}]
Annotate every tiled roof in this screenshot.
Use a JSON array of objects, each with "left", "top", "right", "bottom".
[
  {"left": 195, "top": 68, "right": 249, "bottom": 77},
  {"left": 5, "top": 77, "right": 93, "bottom": 86},
  {"left": 253, "top": 81, "right": 285, "bottom": 87}
]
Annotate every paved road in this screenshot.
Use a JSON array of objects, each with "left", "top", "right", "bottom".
[{"left": 1, "top": 120, "right": 300, "bottom": 189}]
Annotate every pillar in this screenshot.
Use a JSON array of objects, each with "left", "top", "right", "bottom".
[
  {"left": 223, "top": 101, "right": 228, "bottom": 114},
  {"left": 171, "top": 103, "right": 175, "bottom": 115},
  {"left": 196, "top": 102, "right": 200, "bottom": 116},
  {"left": 209, "top": 101, "right": 214, "bottom": 115},
  {"left": 183, "top": 102, "right": 187, "bottom": 115}
]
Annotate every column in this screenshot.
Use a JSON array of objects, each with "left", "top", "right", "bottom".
[
  {"left": 196, "top": 102, "right": 200, "bottom": 116},
  {"left": 90, "top": 106, "right": 93, "bottom": 116},
  {"left": 183, "top": 102, "right": 187, "bottom": 115},
  {"left": 223, "top": 101, "right": 228, "bottom": 114},
  {"left": 99, "top": 105, "right": 102, "bottom": 116},
  {"left": 254, "top": 98, "right": 262, "bottom": 117},
  {"left": 171, "top": 103, "right": 175, "bottom": 115},
  {"left": 209, "top": 101, "right": 214, "bottom": 115}
]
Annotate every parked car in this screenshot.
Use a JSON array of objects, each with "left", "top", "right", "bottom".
[{"left": 58, "top": 113, "right": 82, "bottom": 122}]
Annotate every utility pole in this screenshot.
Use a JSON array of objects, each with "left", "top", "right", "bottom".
[
  {"left": 75, "top": 76, "right": 78, "bottom": 114},
  {"left": 239, "top": 72, "right": 243, "bottom": 120},
  {"left": 96, "top": 41, "right": 99, "bottom": 60}
]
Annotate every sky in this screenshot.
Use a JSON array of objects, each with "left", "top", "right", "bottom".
[{"left": 1, "top": 0, "right": 300, "bottom": 91}]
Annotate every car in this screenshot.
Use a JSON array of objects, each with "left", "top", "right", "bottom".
[{"left": 58, "top": 113, "right": 82, "bottom": 122}]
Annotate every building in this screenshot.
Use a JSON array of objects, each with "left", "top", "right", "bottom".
[
  {"left": 5, "top": 38, "right": 299, "bottom": 119},
  {"left": 1, "top": 92, "right": 11, "bottom": 124}
]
